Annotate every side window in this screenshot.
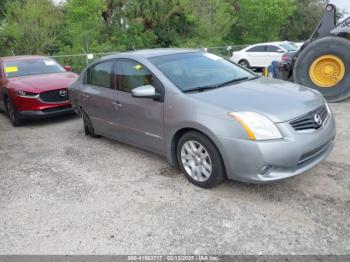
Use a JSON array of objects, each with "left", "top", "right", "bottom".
[
  {"left": 114, "top": 60, "right": 156, "bottom": 93},
  {"left": 246, "top": 46, "right": 266, "bottom": 52},
  {"left": 267, "top": 45, "right": 280, "bottom": 52},
  {"left": 87, "top": 61, "right": 113, "bottom": 88}
]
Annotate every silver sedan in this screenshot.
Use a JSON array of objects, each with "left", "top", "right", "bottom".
[{"left": 69, "top": 49, "right": 336, "bottom": 188}]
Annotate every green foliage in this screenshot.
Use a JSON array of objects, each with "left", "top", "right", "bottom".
[
  {"left": 232, "top": 0, "right": 295, "bottom": 44},
  {"left": 0, "top": 0, "right": 338, "bottom": 70},
  {"left": 0, "top": 0, "right": 62, "bottom": 55},
  {"left": 181, "top": 0, "right": 239, "bottom": 46},
  {"left": 63, "top": 0, "right": 105, "bottom": 51},
  {"left": 280, "top": 0, "right": 328, "bottom": 41}
]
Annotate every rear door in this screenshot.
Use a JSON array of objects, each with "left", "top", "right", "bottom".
[
  {"left": 111, "top": 59, "right": 165, "bottom": 154},
  {"left": 80, "top": 60, "right": 122, "bottom": 137},
  {"left": 267, "top": 45, "right": 284, "bottom": 64},
  {"left": 245, "top": 45, "right": 268, "bottom": 67}
]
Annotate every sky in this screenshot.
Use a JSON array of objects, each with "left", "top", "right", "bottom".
[{"left": 330, "top": 0, "right": 349, "bottom": 15}]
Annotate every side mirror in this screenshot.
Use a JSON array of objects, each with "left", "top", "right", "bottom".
[
  {"left": 131, "top": 85, "right": 159, "bottom": 99},
  {"left": 276, "top": 49, "right": 285, "bottom": 53},
  {"left": 64, "top": 65, "right": 73, "bottom": 72}
]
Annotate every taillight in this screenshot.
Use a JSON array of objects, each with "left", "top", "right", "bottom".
[{"left": 281, "top": 54, "right": 289, "bottom": 62}]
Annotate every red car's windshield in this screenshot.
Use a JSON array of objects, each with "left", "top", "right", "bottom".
[{"left": 3, "top": 58, "right": 65, "bottom": 78}]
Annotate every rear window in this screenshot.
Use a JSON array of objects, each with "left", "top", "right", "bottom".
[
  {"left": 279, "top": 43, "right": 297, "bottom": 52},
  {"left": 267, "top": 45, "right": 280, "bottom": 52},
  {"left": 246, "top": 46, "right": 266, "bottom": 52},
  {"left": 87, "top": 61, "right": 113, "bottom": 88},
  {"left": 3, "top": 58, "right": 64, "bottom": 78}
]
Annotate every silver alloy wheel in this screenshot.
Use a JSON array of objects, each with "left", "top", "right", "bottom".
[{"left": 181, "top": 140, "right": 212, "bottom": 182}]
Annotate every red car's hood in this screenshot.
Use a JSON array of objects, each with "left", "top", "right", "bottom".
[{"left": 9, "top": 72, "right": 78, "bottom": 93}]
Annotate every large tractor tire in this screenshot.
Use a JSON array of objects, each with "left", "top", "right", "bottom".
[{"left": 294, "top": 36, "right": 350, "bottom": 102}]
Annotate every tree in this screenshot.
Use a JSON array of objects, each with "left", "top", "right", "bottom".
[
  {"left": 280, "top": 0, "right": 328, "bottom": 41},
  {"left": 63, "top": 0, "right": 105, "bottom": 52},
  {"left": 0, "top": 0, "right": 333, "bottom": 66},
  {"left": 0, "top": 0, "right": 62, "bottom": 55},
  {"left": 232, "top": 0, "right": 295, "bottom": 44},
  {"left": 122, "top": 0, "right": 193, "bottom": 47},
  {"left": 181, "top": 0, "right": 239, "bottom": 46}
]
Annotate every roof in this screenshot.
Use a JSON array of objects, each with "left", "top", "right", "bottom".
[
  {"left": 0, "top": 55, "right": 49, "bottom": 62},
  {"left": 103, "top": 48, "right": 200, "bottom": 60},
  {"left": 249, "top": 41, "right": 291, "bottom": 46}
]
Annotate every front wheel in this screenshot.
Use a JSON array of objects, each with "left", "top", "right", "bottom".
[
  {"left": 5, "top": 97, "right": 22, "bottom": 127},
  {"left": 177, "top": 131, "right": 225, "bottom": 188},
  {"left": 239, "top": 59, "right": 250, "bottom": 68}
]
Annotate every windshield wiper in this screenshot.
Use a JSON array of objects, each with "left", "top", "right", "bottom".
[
  {"left": 182, "top": 85, "right": 218, "bottom": 93},
  {"left": 215, "top": 77, "right": 252, "bottom": 87},
  {"left": 183, "top": 76, "right": 259, "bottom": 93}
]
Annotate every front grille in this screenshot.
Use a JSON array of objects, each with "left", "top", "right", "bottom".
[
  {"left": 298, "top": 140, "right": 332, "bottom": 165},
  {"left": 40, "top": 89, "right": 68, "bottom": 103},
  {"left": 289, "top": 105, "right": 328, "bottom": 131}
]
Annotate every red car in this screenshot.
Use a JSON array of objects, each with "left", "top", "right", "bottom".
[{"left": 0, "top": 56, "right": 79, "bottom": 126}]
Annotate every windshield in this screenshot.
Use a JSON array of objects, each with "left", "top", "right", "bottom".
[
  {"left": 279, "top": 43, "right": 297, "bottom": 52},
  {"left": 4, "top": 58, "right": 65, "bottom": 78},
  {"left": 149, "top": 52, "right": 255, "bottom": 92}
]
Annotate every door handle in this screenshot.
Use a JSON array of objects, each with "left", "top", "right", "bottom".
[{"left": 112, "top": 101, "right": 123, "bottom": 109}]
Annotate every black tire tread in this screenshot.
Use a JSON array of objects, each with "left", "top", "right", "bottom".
[
  {"left": 293, "top": 36, "right": 350, "bottom": 102},
  {"left": 81, "top": 109, "right": 101, "bottom": 138},
  {"left": 4, "top": 96, "right": 23, "bottom": 127}
]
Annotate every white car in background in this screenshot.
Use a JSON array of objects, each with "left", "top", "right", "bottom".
[
  {"left": 294, "top": 42, "right": 305, "bottom": 49},
  {"left": 230, "top": 41, "right": 297, "bottom": 68}
]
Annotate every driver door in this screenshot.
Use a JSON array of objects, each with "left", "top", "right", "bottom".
[{"left": 111, "top": 59, "right": 165, "bottom": 154}]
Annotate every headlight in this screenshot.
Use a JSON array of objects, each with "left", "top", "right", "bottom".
[
  {"left": 15, "top": 90, "right": 39, "bottom": 98},
  {"left": 228, "top": 112, "right": 283, "bottom": 140}
]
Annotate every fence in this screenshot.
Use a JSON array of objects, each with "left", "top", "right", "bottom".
[{"left": 46, "top": 45, "right": 249, "bottom": 73}]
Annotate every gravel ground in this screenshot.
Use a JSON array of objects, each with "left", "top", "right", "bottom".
[{"left": 0, "top": 102, "right": 349, "bottom": 255}]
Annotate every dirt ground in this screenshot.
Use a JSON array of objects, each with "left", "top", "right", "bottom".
[{"left": 0, "top": 101, "right": 349, "bottom": 255}]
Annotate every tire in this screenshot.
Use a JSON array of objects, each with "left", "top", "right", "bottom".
[
  {"left": 177, "top": 131, "right": 225, "bottom": 188},
  {"left": 238, "top": 59, "right": 250, "bottom": 68},
  {"left": 82, "top": 109, "right": 101, "bottom": 138},
  {"left": 293, "top": 36, "right": 350, "bottom": 102},
  {"left": 4, "top": 96, "right": 23, "bottom": 127}
]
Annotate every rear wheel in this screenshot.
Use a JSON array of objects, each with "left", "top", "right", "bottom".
[
  {"left": 177, "top": 131, "right": 225, "bottom": 188},
  {"left": 294, "top": 36, "right": 350, "bottom": 102},
  {"left": 238, "top": 59, "right": 250, "bottom": 68},
  {"left": 82, "top": 109, "right": 100, "bottom": 138},
  {"left": 4, "top": 96, "right": 22, "bottom": 127}
]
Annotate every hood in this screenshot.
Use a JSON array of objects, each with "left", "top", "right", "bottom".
[
  {"left": 9, "top": 72, "right": 78, "bottom": 93},
  {"left": 190, "top": 77, "right": 324, "bottom": 122}
]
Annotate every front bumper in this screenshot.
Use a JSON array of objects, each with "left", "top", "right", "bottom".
[
  {"left": 17, "top": 105, "right": 75, "bottom": 120},
  {"left": 12, "top": 92, "right": 75, "bottom": 120},
  {"left": 217, "top": 112, "right": 336, "bottom": 183}
]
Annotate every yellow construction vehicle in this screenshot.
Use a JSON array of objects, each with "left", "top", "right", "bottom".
[{"left": 277, "top": 4, "right": 350, "bottom": 102}]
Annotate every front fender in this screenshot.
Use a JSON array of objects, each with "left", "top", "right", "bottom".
[{"left": 165, "top": 121, "right": 226, "bottom": 167}]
